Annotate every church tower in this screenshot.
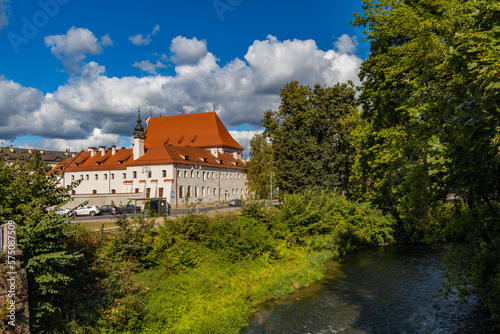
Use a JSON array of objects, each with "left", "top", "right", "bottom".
[{"left": 133, "top": 109, "right": 145, "bottom": 160}]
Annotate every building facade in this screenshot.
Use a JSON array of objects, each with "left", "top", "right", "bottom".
[
  {"left": 53, "top": 111, "right": 248, "bottom": 207},
  {"left": 0, "top": 147, "right": 76, "bottom": 168}
]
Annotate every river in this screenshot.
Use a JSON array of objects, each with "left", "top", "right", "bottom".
[{"left": 241, "top": 245, "right": 494, "bottom": 334}]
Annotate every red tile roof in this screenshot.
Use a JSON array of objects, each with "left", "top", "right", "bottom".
[
  {"left": 127, "top": 145, "right": 246, "bottom": 170},
  {"left": 144, "top": 112, "right": 243, "bottom": 151},
  {"left": 51, "top": 112, "right": 246, "bottom": 173},
  {"left": 63, "top": 149, "right": 132, "bottom": 172}
]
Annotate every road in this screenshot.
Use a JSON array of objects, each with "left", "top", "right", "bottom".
[{"left": 70, "top": 203, "right": 244, "bottom": 223}]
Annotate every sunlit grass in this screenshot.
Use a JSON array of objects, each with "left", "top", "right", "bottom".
[{"left": 135, "top": 248, "right": 332, "bottom": 333}]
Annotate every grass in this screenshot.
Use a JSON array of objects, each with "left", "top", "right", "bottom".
[{"left": 134, "top": 248, "right": 333, "bottom": 334}]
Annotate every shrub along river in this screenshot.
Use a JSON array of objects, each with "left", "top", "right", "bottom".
[{"left": 241, "top": 245, "right": 494, "bottom": 334}]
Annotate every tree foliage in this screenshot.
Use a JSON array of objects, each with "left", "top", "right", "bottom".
[
  {"left": 351, "top": 0, "right": 500, "bottom": 322},
  {"left": 0, "top": 153, "right": 90, "bottom": 332},
  {"left": 263, "top": 81, "right": 358, "bottom": 195},
  {"left": 246, "top": 132, "right": 273, "bottom": 199}
]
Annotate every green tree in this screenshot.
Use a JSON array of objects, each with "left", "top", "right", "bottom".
[
  {"left": 0, "top": 153, "right": 87, "bottom": 332},
  {"left": 351, "top": 0, "right": 500, "bottom": 321},
  {"left": 246, "top": 132, "right": 273, "bottom": 199},
  {"left": 263, "top": 81, "right": 358, "bottom": 195}
]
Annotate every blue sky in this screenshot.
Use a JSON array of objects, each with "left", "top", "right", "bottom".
[{"left": 0, "top": 0, "right": 368, "bottom": 156}]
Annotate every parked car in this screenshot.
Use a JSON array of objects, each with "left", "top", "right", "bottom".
[
  {"left": 228, "top": 199, "right": 243, "bottom": 206},
  {"left": 54, "top": 207, "right": 71, "bottom": 215},
  {"left": 118, "top": 204, "right": 141, "bottom": 213},
  {"left": 99, "top": 205, "right": 116, "bottom": 215},
  {"left": 71, "top": 205, "right": 101, "bottom": 217}
]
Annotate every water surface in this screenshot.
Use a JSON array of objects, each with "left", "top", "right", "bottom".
[{"left": 242, "top": 245, "right": 493, "bottom": 334}]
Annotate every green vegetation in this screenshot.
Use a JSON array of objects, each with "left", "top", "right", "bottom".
[
  {"left": 263, "top": 81, "right": 358, "bottom": 195},
  {"left": 245, "top": 133, "right": 274, "bottom": 199},
  {"left": 0, "top": 152, "right": 89, "bottom": 333},
  {"left": 350, "top": 0, "right": 500, "bottom": 325},
  {"left": 40, "top": 192, "right": 393, "bottom": 333},
  {"left": 2, "top": 0, "right": 499, "bottom": 330}
]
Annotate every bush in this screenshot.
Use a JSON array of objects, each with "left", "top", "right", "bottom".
[
  {"left": 276, "top": 190, "right": 395, "bottom": 254},
  {"left": 204, "top": 216, "right": 276, "bottom": 261}
]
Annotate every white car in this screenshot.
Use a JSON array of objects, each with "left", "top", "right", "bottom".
[
  {"left": 71, "top": 205, "right": 101, "bottom": 217},
  {"left": 54, "top": 207, "right": 71, "bottom": 215}
]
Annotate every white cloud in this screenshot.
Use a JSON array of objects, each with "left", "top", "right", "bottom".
[
  {"left": 229, "top": 130, "right": 262, "bottom": 158},
  {"left": 4, "top": 34, "right": 363, "bottom": 154},
  {"left": 44, "top": 27, "right": 113, "bottom": 74},
  {"left": 132, "top": 60, "right": 157, "bottom": 74},
  {"left": 100, "top": 33, "right": 114, "bottom": 47},
  {"left": 0, "top": 77, "right": 43, "bottom": 135},
  {"left": 169, "top": 36, "right": 208, "bottom": 65},
  {"left": 334, "top": 34, "right": 357, "bottom": 54},
  {"left": 29, "top": 128, "right": 125, "bottom": 152},
  {"left": 129, "top": 24, "right": 160, "bottom": 46},
  {"left": 132, "top": 59, "right": 167, "bottom": 75}
]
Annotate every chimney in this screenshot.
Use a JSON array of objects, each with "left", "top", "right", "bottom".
[
  {"left": 111, "top": 145, "right": 117, "bottom": 155},
  {"left": 210, "top": 147, "right": 219, "bottom": 158},
  {"left": 88, "top": 147, "right": 97, "bottom": 157},
  {"left": 98, "top": 146, "right": 106, "bottom": 155}
]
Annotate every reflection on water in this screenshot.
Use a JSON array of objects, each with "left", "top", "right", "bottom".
[{"left": 242, "top": 245, "right": 494, "bottom": 334}]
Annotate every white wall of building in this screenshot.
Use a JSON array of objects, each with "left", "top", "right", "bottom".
[{"left": 61, "top": 163, "right": 247, "bottom": 207}]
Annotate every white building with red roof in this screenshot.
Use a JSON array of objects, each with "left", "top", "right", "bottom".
[{"left": 53, "top": 111, "right": 248, "bottom": 207}]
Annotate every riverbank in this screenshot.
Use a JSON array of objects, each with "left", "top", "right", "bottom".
[
  {"left": 62, "top": 191, "right": 395, "bottom": 333},
  {"left": 134, "top": 248, "right": 333, "bottom": 333}
]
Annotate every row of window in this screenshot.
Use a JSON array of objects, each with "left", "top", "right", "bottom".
[
  {"left": 71, "top": 170, "right": 169, "bottom": 181},
  {"left": 177, "top": 170, "right": 246, "bottom": 181},
  {"left": 71, "top": 170, "right": 246, "bottom": 182},
  {"left": 178, "top": 186, "right": 245, "bottom": 198},
  {"left": 72, "top": 187, "right": 161, "bottom": 197}
]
